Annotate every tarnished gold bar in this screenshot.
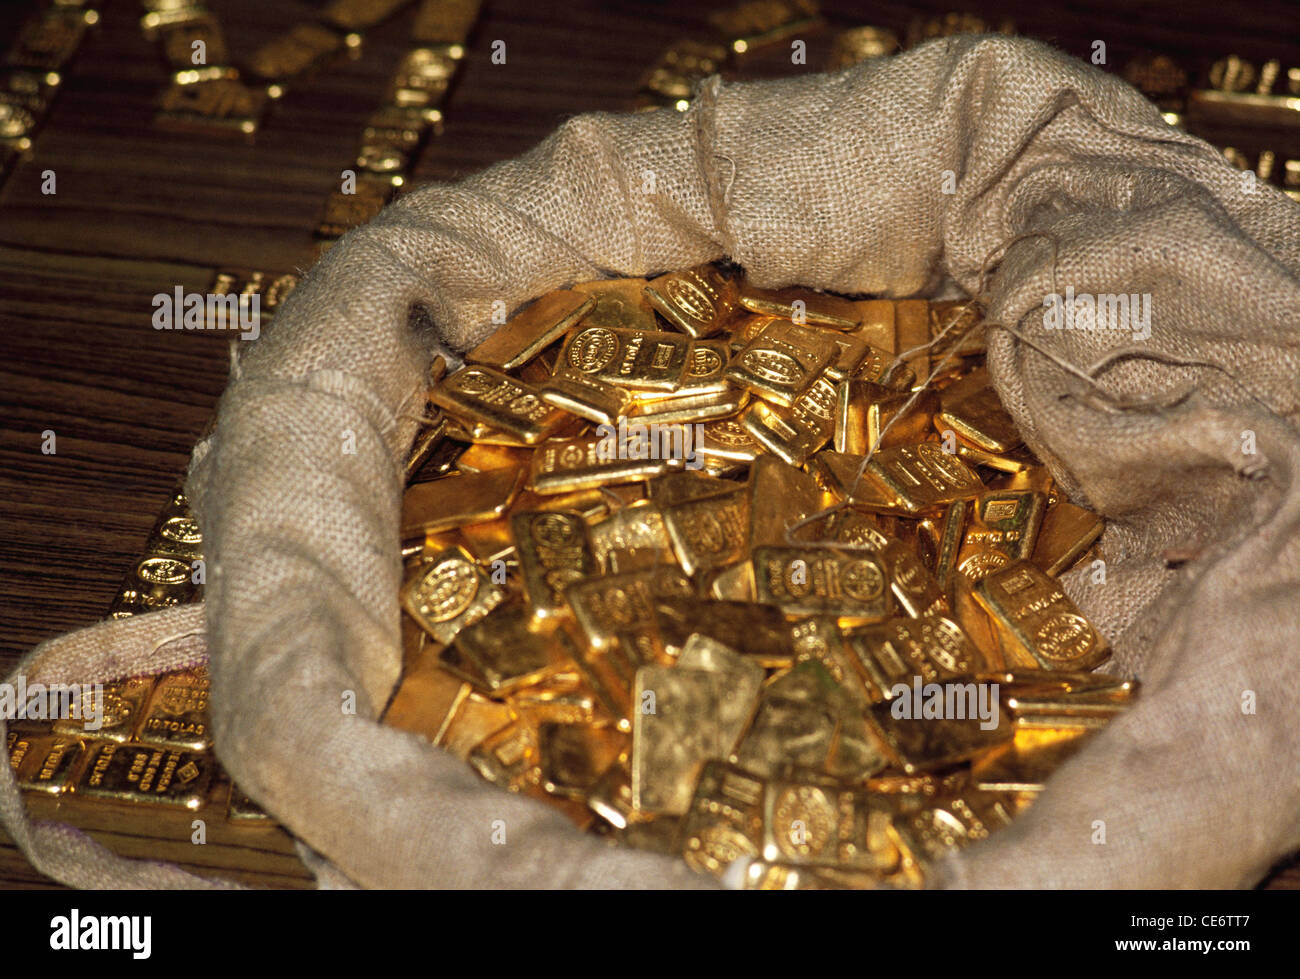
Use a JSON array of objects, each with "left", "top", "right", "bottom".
[
  {"left": 468, "top": 290, "right": 595, "bottom": 370},
  {"left": 558, "top": 325, "right": 691, "bottom": 392},
  {"left": 451, "top": 606, "right": 564, "bottom": 692},
  {"left": 428, "top": 367, "right": 573, "bottom": 445},
  {"left": 844, "top": 615, "right": 984, "bottom": 702},
  {"left": 954, "top": 490, "right": 1047, "bottom": 583},
  {"left": 742, "top": 373, "right": 837, "bottom": 465},
  {"left": 1031, "top": 501, "right": 1104, "bottom": 576},
  {"left": 570, "top": 278, "right": 658, "bottom": 332},
  {"left": 401, "top": 465, "right": 525, "bottom": 536},
  {"left": 737, "top": 284, "right": 859, "bottom": 329},
  {"left": 753, "top": 546, "right": 890, "bottom": 618},
  {"left": 681, "top": 760, "right": 766, "bottom": 878},
  {"left": 77, "top": 743, "right": 212, "bottom": 810},
  {"left": 539, "top": 722, "right": 626, "bottom": 798},
  {"left": 589, "top": 502, "right": 673, "bottom": 571},
  {"left": 708, "top": 562, "right": 756, "bottom": 601},
  {"left": 761, "top": 779, "right": 899, "bottom": 872},
  {"left": 644, "top": 265, "right": 739, "bottom": 338},
  {"left": 529, "top": 432, "right": 668, "bottom": 494},
  {"left": 403, "top": 545, "right": 505, "bottom": 644},
  {"left": 660, "top": 488, "right": 748, "bottom": 575},
  {"left": 973, "top": 560, "right": 1110, "bottom": 671},
  {"left": 653, "top": 598, "right": 794, "bottom": 668},
  {"left": 866, "top": 697, "right": 1011, "bottom": 774},
  {"left": 511, "top": 510, "right": 596, "bottom": 618},
  {"left": 9, "top": 734, "right": 83, "bottom": 796},
  {"left": 539, "top": 371, "right": 629, "bottom": 425},
  {"left": 725, "top": 320, "right": 838, "bottom": 407},
  {"left": 137, "top": 667, "right": 211, "bottom": 751},
  {"left": 53, "top": 675, "right": 155, "bottom": 742}
]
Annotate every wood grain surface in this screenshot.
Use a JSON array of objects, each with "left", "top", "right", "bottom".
[{"left": 1, "top": 0, "right": 1297, "bottom": 888}]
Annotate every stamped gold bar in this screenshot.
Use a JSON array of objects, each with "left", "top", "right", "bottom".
[
  {"left": 468, "top": 719, "right": 540, "bottom": 792},
  {"left": 137, "top": 667, "right": 211, "bottom": 751},
  {"left": 9, "top": 735, "right": 83, "bottom": 796},
  {"left": 438, "top": 692, "right": 514, "bottom": 760},
  {"left": 954, "top": 490, "right": 1047, "bottom": 583},
  {"left": 558, "top": 325, "right": 691, "bottom": 392},
  {"left": 529, "top": 432, "right": 668, "bottom": 494},
  {"left": 1031, "top": 501, "right": 1104, "bottom": 576},
  {"left": 753, "top": 546, "right": 891, "bottom": 619},
  {"left": 643, "top": 265, "right": 739, "bottom": 338},
  {"left": 387, "top": 46, "right": 460, "bottom": 109},
  {"left": 401, "top": 465, "right": 526, "bottom": 536},
  {"left": 973, "top": 560, "right": 1110, "bottom": 671},
  {"left": 844, "top": 615, "right": 983, "bottom": 702},
  {"left": 660, "top": 487, "right": 748, "bottom": 575},
  {"left": 157, "top": 76, "right": 270, "bottom": 137},
  {"left": 653, "top": 598, "right": 794, "bottom": 668},
  {"left": 634, "top": 340, "right": 733, "bottom": 402},
  {"left": 8, "top": 6, "right": 97, "bottom": 72},
  {"left": 737, "top": 283, "right": 859, "bottom": 329},
  {"left": 741, "top": 373, "right": 837, "bottom": 465},
  {"left": 511, "top": 510, "right": 596, "bottom": 618},
  {"left": 859, "top": 442, "right": 984, "bottom": 514},
  {"left": 894, "top": 791, "right": 1017, "bottom": 863},
  {"left": 627, "top": 388, "right": 746, "bottom": 426},
  {"left": 681, "top": 760, "right": 766, "bottom": 878},
  {"left": 78, "top": 743, "right": 212, "bottom": 810},
  {"left": 403, "top": 545, "right": 505, "bottom": 644},
  {"left": 880, "top": 538, "right": 949, "bottom": 618},
  {"left": 866, "top": 697, "right": 1010, "bottom": 774},
  {"left": 451, "top": 606, "right": 563, "bottom": 692},
  {"left": 53, "top": 675, "right": 155, "bottom": 743},
  {"left": 725, "top": 320, "right": 838, "bottom": 407},
  {"left": 246, "top": 22, "right": 346, "bottom": 82},
  {"left": 468, "top": 290, "right": 594, "bottom": 370},
  {"left": 454, "top": 441, "right": 529, "bottom": 474},
  {"left": 695, "top": 417, "right": 764, "bottom": 464},
  {"left": 565, "top": 566, "right": 693, "bottom": 652},
  {"left": 761, "top": 780, "right": 899, "bottom": 873},
  {"left": 427, "top": 367, "right": 573, "bottom": 445},
  {"left": 589, "top": 502, "right": 673, "bottom": 571}
]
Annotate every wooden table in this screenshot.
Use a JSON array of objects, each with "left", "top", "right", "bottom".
[{"left": 1, "top": 0, "right": 1297, "bottom": 888}]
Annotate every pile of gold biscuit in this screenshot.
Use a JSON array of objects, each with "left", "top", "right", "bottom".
[{"left": 386, "top": 264, "right": 1136, "bottom": 889}]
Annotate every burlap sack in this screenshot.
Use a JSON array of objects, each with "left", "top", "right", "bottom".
[{"left": 4, "top": 33, "right": 1299, "bottom": 889}]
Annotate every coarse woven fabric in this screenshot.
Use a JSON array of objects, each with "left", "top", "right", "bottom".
[{"left": 3, "top": 34, "right": 1299, "bottom": 888}]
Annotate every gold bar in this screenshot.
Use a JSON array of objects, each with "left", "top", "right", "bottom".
[
  {"left": 428, "top": 367, "right": 574, "bottom": 446},
  {"left": 538, "top": 722, "right": 626, "bottom": 798},
  {"left": 741, "top": 373, "right": 837, "bottom": 465},
  {"left": 245, "top": 22, "right": 346, "bottom": 82},
  {"left": 681, "top": 760, "right": 765, "bottom": 878},
  {"left": 866, "top": 697, "right": 1010, "bottom": 774},
  {"left": 156, "top": 77, "right": 270, "bottom": 138},
  {"left": 761, "top": 780, "right": 898, "bottom": 872},
  {"left": 747, "top": 455, "right": 830, "bottom": 548},
  {"left": 539, "top": 371, "right": 629, "bottom": 425},
  {"left": 570, "top": 277, "right": 658, "bottom": 332},
  {"left": 1031, "top": 501, "right": 1104, "bottom": 576},
  {"left": 400, "top": 465, "right": 525, "bottom": 536},
  {"left": 402, "top": 545, "right": 505, "bottom": 644},
  {"left": 227, "top": 783, "right": 274, "bottom": 822},
  {"left": 737, "top": 283, "right": 858, "bottom": 329},
  {"left": 405, "top": 414, "right": 449, "bottom": 482},
  {"left": 453, "top": 442, "right": 530, "bottom": 474},
  {"left": 653, "top": 597, "right": 795, "bottom": 668},
  {"left": 53, "top": 675, "right": 155, "bottom": 742},
  {"left": 753, "top": 545, "right": 891, "bottom": 619},
  {"left": 848, "top": 298, "right": 896, "bottom": 353},
  {"left": 973, "top": 560, "right": 1110, "bottom": 671},
  {"left": 511, "top": 509, "right": 597, "bottom": 618},
  {"left": 382, "top": 656, "right": 469, "bottom": 744},
  {"left": 451, "top": 606, "right": 565, "bottom": 692},
  {"left": 643, "top": 264, "right": 739, "bottom": 338},
  {"left": 895, "top": 791, "right": 1017, "bottom": 863},
  {"left": 589, "top": 502, "right": 674, "bottom": 571},
  {"left": 858, "top": 442, "right": 984, "bottom": 515},
  {"left": 468, "top": 719, "right": 540, "bottom": 792},
  {"left": 468, "top": 290, "right": 595, "bottom": 370},
  {"left": 565, "top": 566, "right": 693, "bottom": 652},
  {"left": 438, "top": 692, "right": 513, "bottom": 760},
  {"left": 660, "top": 487, "right": 749, "bottom": 575},
  {"left": 529, "top": 432, "right": 668, "bottom": 494},
  {"left": 725, "top": 320, "right": 838, "bottom": 407},
  {"left": 633, "top": 339, "right": 733, "bottom": 402},
  {"left": 626, "top": 388, "right": 746, "bottom": 425},
  {"left": 937, "top": 368, "right": 1022, "bottom": 453},
  {"left": 77, "top": 743, "right": 213, "bottom": 810},
  {"left": 844, "top": 616, "right": 984, "bottom": 701},
  {"left": 136, "top": 666, "right": 211, "bottom": 751},
  {"left": 320, "top": 0, "right": 413, "bottom": 32},
  {"left": 954, "top": 490, "right": 1047, "bottom": 584},
  {"left": 557, "top": 325, "right": 691, "bottom": 392},
  {"left": 9, "top": 734, "right": 84, "bottom": 796},
  {"left": 696, "top": 417, "right": 764, "bottom": 464},
  {"left": 881, "top": 538, "right": 949, "bottom": 618}
]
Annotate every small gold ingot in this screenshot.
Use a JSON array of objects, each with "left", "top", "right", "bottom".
[
  {"left": 528, "top": 432, "right": 668, "bottom": 494},
  {"left": 753, "top": 546, "right": 890, "bottom": 618},
  {"left": 468, "top": 290, "right": 595, "bottom": 370},
  {"left": 973, "top": 561, "right": 1110, "bottom": 671},
  {"left": 643, "top": 264, "right": 739, "bottom": 338},
  {"left": 681, "top": 760, "right": 765, "bottom": 878},
  {"left": 747, "top": 455, "right": 831, "bottom": 548},
  {"left": 137, "top": 666, "right": 211, "bottom": 751},
  {"left": 859, "top": 443, "right": 983, "bottom": 514},
  {"left": 402, "top": 546, "right": 505, "bottom": 644},
  {"left": 737, "top": 283, "right": 858, "bottom": 329},
  {"left": 954, "top": 490, "right": 1047, "bottom": 583},
  {"left": 844, "top": 616, "right": 984, "bottom": 702},
  {"left": 429, "top": 367, "right": 573, "bottom": 446},
  {"left": 53, "top": 675, "right": 154, "bottom": 743},
  {"left": 589, "top": 502, "right": 674, "bottom": 571},
  {"left": 660, "top": 488, "right": 749, "bottom": 575},
  {"left": 558, "top": 325, "right": 691, "bottom": 392},
  {"left": 570, "top": 277, "right": 658, "bottom": 332},
  {"left": 742, "top": 374, "right": 837, "bottom": 465},
  {"left": 696, "top": 417, "right": 764, "bottom": 464},
  {"left": 511, "top": 509, "right": 596, "bottom": 618},
  {"left": 400, "top": 465, "right": 525, "bottom": 536},
  {"left": 10, "top": 735, "right": 83, "bottom": 796},
  {"left": 539, "top": 371, "right": 629, "bottom": 425},
  {"left": 725, "top": 320, "right": 838, "bottom": 407},
  {"left": 1031, "top": 501, "right": 1104, "bottom": 576},
  {"left": 538, "top": 722, "right": 626, "bottom": 798}
]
